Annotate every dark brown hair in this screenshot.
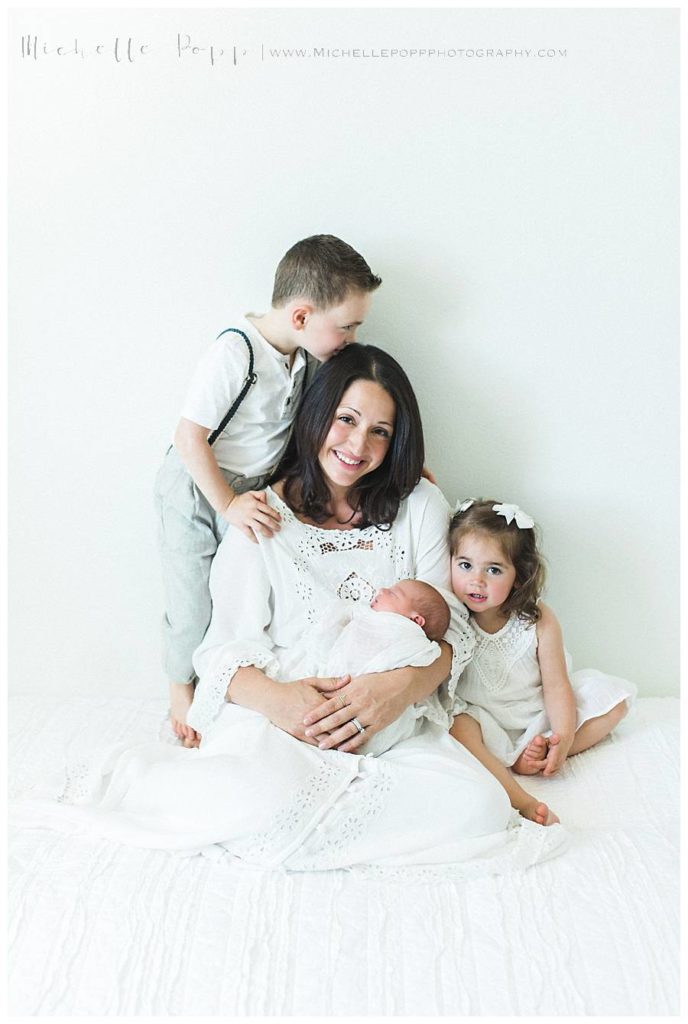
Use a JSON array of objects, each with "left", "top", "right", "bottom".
[
  {"left": 404, "top": 581, "right": 451, "bottom": 641},
  {"left": 271, "top": 234, "right": 382, "bottom": 309},
  {"left": 272, "top": 344, "right": 424, "bottom": 528},
  {"left": 449, "top": 500, "right": 546, "bottom": 624}
]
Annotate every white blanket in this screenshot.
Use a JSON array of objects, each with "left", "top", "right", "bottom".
[{"left": 8, "top": 695, "right": 679, "bottom": 1015}]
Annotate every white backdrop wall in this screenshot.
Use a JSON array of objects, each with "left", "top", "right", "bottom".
[{"left": 9, "top": 7, "right": 678, "bottom": 697}]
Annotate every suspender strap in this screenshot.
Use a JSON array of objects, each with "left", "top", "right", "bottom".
[{"left": 207, "top": 328, "right": 257, "bottom": 447}]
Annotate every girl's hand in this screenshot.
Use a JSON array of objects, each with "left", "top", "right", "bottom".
[
  {"left": 223, "top": 490, "right": 281, "bottom": 543},
  {"left": 303, "top": 669, "right": 416, "bottom": 753},
  {"left": 542, "top": 733, "right": 570, "bottom": 776},
  {"left": 263, "top": 675, "right": 351, "bottom": 745}
]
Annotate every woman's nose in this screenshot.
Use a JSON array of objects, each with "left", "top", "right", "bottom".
[{"left": 347, "top": 425, "right": 367, "bottom": 452}]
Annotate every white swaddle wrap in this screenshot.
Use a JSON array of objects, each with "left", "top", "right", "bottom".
[{"left": 278, "top": 602, "right": 442, "bottom": 755}]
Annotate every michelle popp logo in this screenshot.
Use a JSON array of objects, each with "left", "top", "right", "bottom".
[{"left": 19, "top": 33, "right": 568, "bottom": 67}]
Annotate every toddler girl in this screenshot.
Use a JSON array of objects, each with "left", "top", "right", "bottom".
[{"left": 448, "top": 500, "right": 636, "bottom": 802}]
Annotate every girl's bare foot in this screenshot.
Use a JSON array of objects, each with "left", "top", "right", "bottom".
[
  {"left": 513, "top": 735, "right": 549, "bottom": 774},
  {"left": 169, "top": 681, "right": 201, "bottom": 748},
  {"left": 520, "top": 796, "right": 560, "bottom": 826}
]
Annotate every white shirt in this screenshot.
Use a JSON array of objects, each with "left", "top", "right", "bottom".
[{"left": 180, "top": 315, "right": 308, "bottom": 477}]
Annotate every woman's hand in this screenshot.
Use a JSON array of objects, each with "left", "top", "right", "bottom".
[
  {"left": 260, "top": 675, "right": 351, "bottom": 745},
  {"left": 302, "top": 668, "right": 419, "bottom": 753},
  {"left": 302, "top": 644, "right": 452, "bottom": 753}
]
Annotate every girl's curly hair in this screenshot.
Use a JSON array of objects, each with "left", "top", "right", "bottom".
[{"left": 449, "top": 500, "right": 546, "bottom": 624}]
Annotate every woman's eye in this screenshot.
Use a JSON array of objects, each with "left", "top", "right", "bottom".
[
  {"left": 374, "top": 428, "right": 391, "bottom": 439},
  {"left": 338, "top": 415, "right": 355, "bottom": 424}
]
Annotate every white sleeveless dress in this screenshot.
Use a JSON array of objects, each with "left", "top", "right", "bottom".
[{"left": 458, "top": 613, "right": 637, "bottom": 766}]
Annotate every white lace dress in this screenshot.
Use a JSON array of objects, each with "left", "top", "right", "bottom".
[
  {"left": 13, "top": 481, "right": 568, "bottom": 878},
  {"left": 458, "top": 613, "right": 638, "bottom": 766}
]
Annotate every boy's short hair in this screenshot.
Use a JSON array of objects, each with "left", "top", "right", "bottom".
[
  {"left": 272, "top": 234, "right": 382, "bottom": 309},
  {"left": 407, "top": 581, "right": 451, "bottom": 641}
]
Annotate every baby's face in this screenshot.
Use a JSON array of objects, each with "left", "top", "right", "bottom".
[{"left": 370, "top": 581, "right": 420, "bottom": 619}]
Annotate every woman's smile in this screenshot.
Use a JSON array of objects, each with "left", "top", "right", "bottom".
[{"left": 333, "top": 449, "right": 365, "bottom": 468}]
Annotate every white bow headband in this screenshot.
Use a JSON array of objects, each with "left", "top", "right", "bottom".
[{"left": 454, "top": 499, "right": 535, "bottom": 530}]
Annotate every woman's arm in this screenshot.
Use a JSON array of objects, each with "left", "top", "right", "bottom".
[{"left": 536, "top": 603, "right": 577, "bottom": 775}]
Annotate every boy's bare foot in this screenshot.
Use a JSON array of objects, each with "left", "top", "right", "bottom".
[
  {"left": 513, "top": 735, "right": 549, "bottom": 774},
  {"left": 169, "top": 681, "right": 201, "bottom": 748},
  {"left": 519, "top": 796, "right": 560, "bottom": 826}
]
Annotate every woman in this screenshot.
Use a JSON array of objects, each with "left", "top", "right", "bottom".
[{"left": 21, "top": 346, "right": 565, "bottom": 875}]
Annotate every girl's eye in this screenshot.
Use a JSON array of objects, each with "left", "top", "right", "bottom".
[
  {"left": 457, "top": 561, "right": 471, "bottom": 570},
  {"left": 487, "top": 566, "right": 502, "bottom": 576}
]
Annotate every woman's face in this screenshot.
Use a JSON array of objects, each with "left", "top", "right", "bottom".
[{"left": 318, "top": 379, "right": 395, "bottom": 494}]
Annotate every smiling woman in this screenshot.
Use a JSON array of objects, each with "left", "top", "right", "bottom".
[
  {"left": 19, "top": 346, "right": 566, "bottom": 875},
  {"left": 277, "top": 344, "right": 425, "bottom": 531}
]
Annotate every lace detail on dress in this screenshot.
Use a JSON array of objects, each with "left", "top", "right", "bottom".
[
  {"left": 347, "top": 814, "right": 569, "bottom": 882},
  {"left": 283, "top": 760, "right": 397, "bottom": 871},
  {"left": 290, "top": 522, "right": 397, "bottom": 625},
  {"left": 432, "top": 605, "right": 475, "bottom": 720},
  {"left": 226, "top": 759, "right": 356, "bottom": 866},
  {"left": 57, "top": 760, "right": 93, "bottom": 804},
  {"left": 320, "top": 538, "right": 373, "bottom": 554},
  {"left": 336, "top": 572, "right": 376, "bottom": 603},
  {"left": 472, "top": 615, "right": 535, "bottom": 695},
  {"left": 188, "top": 651, "right": 280, "bottom": 736}
]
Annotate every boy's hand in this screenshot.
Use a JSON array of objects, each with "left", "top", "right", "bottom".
[{"left": 222, "top": 491, "right": 281, "bottom": 543}]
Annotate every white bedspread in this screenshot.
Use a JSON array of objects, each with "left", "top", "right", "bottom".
[{"left": 8, "top": 695, "right": 679, "bottom": 1015}]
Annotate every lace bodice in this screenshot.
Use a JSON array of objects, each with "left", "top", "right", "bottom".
[
  {"left": 457, "top": 614, "right": 546, "bottom": 729},
  {"left": 468, "top": 615, "right": 538, "bottom": 694}
]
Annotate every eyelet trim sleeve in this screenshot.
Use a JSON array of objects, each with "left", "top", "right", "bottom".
[{"left": 187, "top": 646, "right": 281, "bottom": 736}]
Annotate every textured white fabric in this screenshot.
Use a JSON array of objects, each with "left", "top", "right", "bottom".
[
  {"left": 458, "top": 613, "right": 638, "bottom": 765},
  {"left": 8, "top": 696, "right": 679, "bottom": 1015},
  {"left": 10, "top": 482, "right": 569, "bottom": 875},
  {"left": 278, "top": 603, "right": 442, "bottom": 755},
  {"left": 190, "top": 480, "right": 473, "bottom": 735},
  {"left": 180, "top": 314, "right": 307, "bottom": 476}
]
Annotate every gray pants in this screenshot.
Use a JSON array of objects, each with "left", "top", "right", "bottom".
[{"left": 154, "top": 446, "right": 268, "bottom": 683}]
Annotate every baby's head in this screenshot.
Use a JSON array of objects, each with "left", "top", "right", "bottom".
[
  {"left": 449, "top": 500, "right": 545, "bottom": 624},
  {"left": 370, "top": 580, "right": 450, "bottom": 641},
  {"left": 271, "top": 234, "right": 382, "bottom": 361}
]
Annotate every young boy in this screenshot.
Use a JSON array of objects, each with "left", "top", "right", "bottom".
[{"left": 155, "top": 235, "right": 382, "bottom": 746}]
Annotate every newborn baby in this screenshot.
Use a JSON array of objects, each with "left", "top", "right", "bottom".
[{"left": 279, "top": 579, "right": 450, "bottom": 755}]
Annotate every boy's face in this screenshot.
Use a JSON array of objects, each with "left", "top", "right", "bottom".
[{"left": 296, "top": 290, "right": 372, "bottom": 361}]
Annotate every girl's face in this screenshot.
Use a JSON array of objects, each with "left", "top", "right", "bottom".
[
  {"left": 318, "top": 379, "right": 395, "bottom": 495},
  {"left": 451, "top": 531, "right": 517, "bottom": 620}
]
